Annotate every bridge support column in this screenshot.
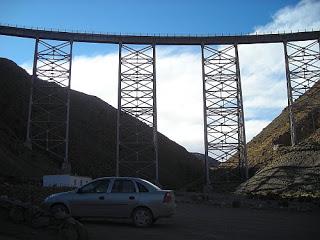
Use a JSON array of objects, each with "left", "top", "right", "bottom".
[
  {"left": 201, "top": 44, "right": 248, "bottom": 186},
  {"left": 26, "top": 39, "right": 73, "bottom": 173},
  {"left": 116, "top": 44, "right": 159, "bottom": 184},
  {"left": 283, "top": 40, "right": 320, "bottom": 146}
]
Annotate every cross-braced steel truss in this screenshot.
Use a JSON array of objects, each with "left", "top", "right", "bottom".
[
  {"left": 201, "top": 44, "right": 248, "bottom": 184},
  {"left": 26, "top": 39, "right": 73, "bottom": 172},
  {"left": 116, "top": 44, "right": 159, "bottom": 183},
  {"left": 284, "top": 40, "right": 320, "bottom": 145}
]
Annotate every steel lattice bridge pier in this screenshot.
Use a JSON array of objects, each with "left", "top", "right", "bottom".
[
  {"left": 0, "top": 25, "right": 319, "bottom": 186},
  {"left": 117, "top": 44, "right": 159, "bottom": 182}
]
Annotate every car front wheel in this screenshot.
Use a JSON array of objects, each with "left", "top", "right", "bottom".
[
  {"left": 50, "top": 204, "right": 69, "bottom": 216},
  {"left": 132, "top": 207, "right": 153, "bottom": 227}
]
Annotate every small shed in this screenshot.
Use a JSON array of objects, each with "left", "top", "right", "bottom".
[{"left": 43, "top": 175, "right": 92, "bottom": 188}]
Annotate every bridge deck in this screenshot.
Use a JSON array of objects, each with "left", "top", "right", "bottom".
[{"left": 0, "top": 25, "right": 319, "bottom": 45}]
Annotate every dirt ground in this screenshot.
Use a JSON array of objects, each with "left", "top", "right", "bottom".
[
  {"left": 0, "top": 203, "right": 319, "bottom": 240},
  {"left": 84, "top": 203, "right": 320, "bottom": 240}
]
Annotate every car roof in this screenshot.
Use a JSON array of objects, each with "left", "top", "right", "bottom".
[
  {"left": 91, "top": 176, "right": 161, "bottom": 190},
  {"left": 93, "top": 176, "right": 145, "bottom": 181}
]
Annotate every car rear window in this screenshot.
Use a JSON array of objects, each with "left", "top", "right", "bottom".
[
  {"left": 136, "top": 182, "right": 149, "bottom": 192},
  {"left": 140, "top": 179, "right": 161, "bottom": 191},
  {"left": 111, "top": 180, "right": 136, "bottom": 193}
]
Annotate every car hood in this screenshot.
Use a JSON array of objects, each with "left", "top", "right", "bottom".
[{"left": 45, "top": 190, "right": 75, "bottom": 201}]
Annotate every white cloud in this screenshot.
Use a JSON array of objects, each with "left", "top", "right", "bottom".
[
  {"left": 245, "top": 120, "right": 271, "bottom": 141},
  {"left": 19, "top": 0, "right": 320, "bottom": 156},
  {"left": 71, "top": 54, "right": 118, "bottom": 106},
  {"left": 238, "top": 43, "right": 288, "bottom": 113},
  {"left": 254, "top": 0, "right": 320, "bottom": 33},
  {"left": 157, "top": 48, "right": 203, "bottom": 152},
  {"left": 20, "top": 62, "right": 32, "bottom": 74}
]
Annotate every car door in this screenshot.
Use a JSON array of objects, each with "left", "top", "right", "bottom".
[
  {"left": 107, "top": 179, "right": 139, "bottom": 218},
  {"left": 69, "top": 179, "right": 111, "bottom": 217}
]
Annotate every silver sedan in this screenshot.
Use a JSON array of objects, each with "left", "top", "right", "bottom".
[{"left": 44, "top": 177, "right": 176, "bottom": 227}]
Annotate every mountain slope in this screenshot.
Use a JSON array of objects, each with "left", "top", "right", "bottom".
[
  {"left": 192, "top": 152, "right": 220, "bottom": 167},
  {"left": 236, "top": 80, "right": 320, "bottom": 197},
  {"left": 0, "top": 58, "right": 203, "bottom": 189},
  {"left": 225, "top": 80, "right": 320, "bottom": 173}
]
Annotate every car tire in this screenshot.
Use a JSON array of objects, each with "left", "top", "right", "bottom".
[{"left": 132, "top": 207, "right": 153, "bottom": 227}]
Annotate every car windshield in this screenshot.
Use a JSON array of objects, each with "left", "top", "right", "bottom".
[{"left": 79, "top": 179, "right": 110, "bottom": 193}]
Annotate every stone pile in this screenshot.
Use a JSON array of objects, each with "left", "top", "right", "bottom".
[{"left": 0, "top": 195, "right": 88, "bottom": 240}]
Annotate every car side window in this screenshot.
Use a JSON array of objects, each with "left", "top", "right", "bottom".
[
  {"left": 79, "top": 179, "right": 110, "bottom": 193},
  {"left": 111, "top": 180, "right": 136, "bottom": 193},
  {"left": 136, "top": 182, "right": 149, "bottom": 193}
]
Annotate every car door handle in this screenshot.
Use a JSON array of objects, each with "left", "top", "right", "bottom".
[
  {"left": 98, "top": 196, "right": 105, "bottom": 200},
  {"left": 129, "top": 196, "right": 135, "bottom": 200}
]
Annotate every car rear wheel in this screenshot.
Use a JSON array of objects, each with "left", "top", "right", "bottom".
[{"left": 132, "top": 207, "right": 153, "bottom": 227}]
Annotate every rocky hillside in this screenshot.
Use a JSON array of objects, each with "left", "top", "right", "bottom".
[
  {"left": 248, "top": 81, "right": 319, "bottom": 171},
  {"left": 236, "top": 80, "right": 320, "bottom": 198},
  {"left": 237, "top": 141, "right": 320, "bottom": 198},
  {"left": 0, "top": 58, "right": 203, "bottom": 189},
  {"left": 225, "top": 80, "right": 320, "bottom": 172}
]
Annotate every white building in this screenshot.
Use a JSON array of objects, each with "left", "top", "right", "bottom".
[{"left": 43, "top": 175, "right": 92, "bottom": 188}]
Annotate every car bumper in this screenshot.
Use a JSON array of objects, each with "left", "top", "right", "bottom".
[{"left": 153, "top": 203, "right": 176, "bottom": 218}]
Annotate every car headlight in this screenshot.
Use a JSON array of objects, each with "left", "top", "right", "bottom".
[{"left": 44, "top": 195, "right": 52, "bottom": 202}]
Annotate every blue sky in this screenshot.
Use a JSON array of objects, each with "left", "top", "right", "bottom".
[
  {"left": 0, "top": 0, "right": 319, "bottom": 153},
  {"left": 1, "top": 0, "right": 298, "bottom": 34},
  {"left": 0, "top": 0, "right": 300, "bottom": 62}
]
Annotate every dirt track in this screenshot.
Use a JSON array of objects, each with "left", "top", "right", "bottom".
[{"left": 84, "top": 203, "right": 320, "bottom": 240}]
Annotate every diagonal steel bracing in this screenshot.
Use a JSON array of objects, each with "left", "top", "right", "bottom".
[
  {"left": 201, "top": 44, "right": 248, "bottom": 185},
  {"left": 26, "top": 39, "right": 73, "bottom": 172},
  {"left": 116, "top": 44, "right": 159, "bottom": 183},
  {"left": 284, "top": 40, "right": 320, "bottom": 146}
]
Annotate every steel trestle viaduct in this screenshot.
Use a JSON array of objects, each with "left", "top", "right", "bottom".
[{"left": 1, "top": 25, "right": 319, "bottom": 186}]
